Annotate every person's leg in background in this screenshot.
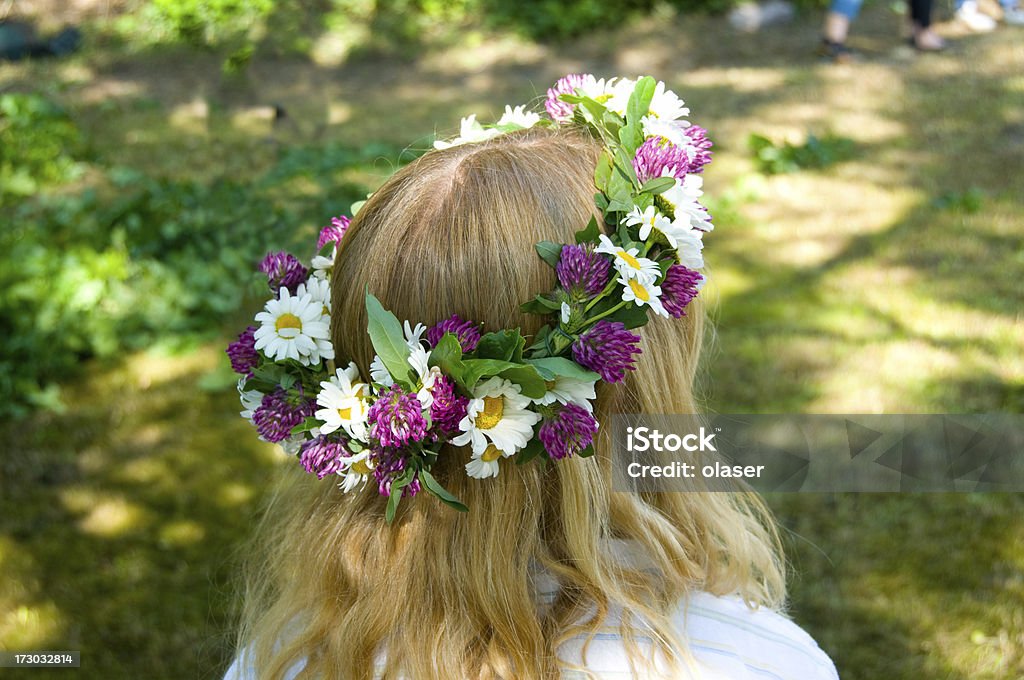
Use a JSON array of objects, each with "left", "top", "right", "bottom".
[
  {"left": 955, "top": 0, "right": 998, "bottom": 30},
  {"left": 909, "top": 0, "right": 947, "bottom": 49},
  {"left": 1000, "top": 0, "right": 1024, "bottom": 24},
  {"left": 820, "top": 0, "right": 864, "bottom": 61}
]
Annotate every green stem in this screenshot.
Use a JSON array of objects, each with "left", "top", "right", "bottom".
[
  {"left": 583, "top": 300, "right": 627, "bottom": 328},
  {"left": 584, "top": 279, "right": 619, "bottom": 313}
]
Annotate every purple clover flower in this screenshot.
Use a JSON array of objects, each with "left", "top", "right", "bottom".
[
  {"left": 572, "top": 321, "right": 642, "bottom": 383},
  {"left": 545, "top": 73, "right": 592, "bottom": 122},
  {"left": 426, "top": 315, "right": 481, "bottom": 353},
  {"left": 633, "top": 136, "right": 693, "bottom": 183},
  {"left": 370, "top": 446, "right": 421, "bottom": 498},
  {"left": 557, "top": 244, "right": 611, "bottom": 298},
  {"left": 684, "top": 125, "right": 713, "bottom": 173},
  {"left": 661, "top": 265, "right": 704, "bottom": 318},
  {"left": 367, "top": 386, "right": 428, "bottom": 449},
  {"left": 317, "top": 215, "right": 350, "bottom": 251},
  {"left": 539, "top": 403, "right": 599, "bottom": 460},
  {"left": 252, "top": 389, "right": 315, "bottom": 443},
  {"left": 429, "top": 375, "right": 469, "bottom": 439},
  {"left": 226, "top": 325, "right": 258, "bottom": 376},
  {"left": 259, "top": 251, "right": 308, "bottom": 295},
  {"left": 298, "top": 436, "right": 348, "bottom": 479}
]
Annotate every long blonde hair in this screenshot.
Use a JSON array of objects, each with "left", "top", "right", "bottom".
[{"left": 235, "top": 126, "right": 785, "bottom": 679}]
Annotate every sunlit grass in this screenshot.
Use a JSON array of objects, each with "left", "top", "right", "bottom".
[{"left": 0, "top": 4, "right": 1022, "bottom": 679}]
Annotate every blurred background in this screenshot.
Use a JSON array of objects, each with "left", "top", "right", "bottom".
[{"left": 0, "top": 0, "right": 1022, "bottom": 678}]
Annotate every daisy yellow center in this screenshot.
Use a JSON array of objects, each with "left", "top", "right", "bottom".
[
  {"left": 544, "top": 380, "right": 557, "bottom": 390},
  {"left": 337, "top": 407, "right": 352, "bottom": 420},
  {"left": 628, "top": 279, "right": 651, "bottom": 302},
  {"left": 350, "top": 459, "right": 371, "bottom": 475},
  {"left": 476, "top": 396, "right": 504, "bottom": 430},
  {"left": 616, "top": 250, "right": 642, "bottom": 270},
  {"left": 481, "top": 444, "right": 502, "bottom": 462},
  {"left": 275, "top": 313, "right": 302, "bottom": 333}
]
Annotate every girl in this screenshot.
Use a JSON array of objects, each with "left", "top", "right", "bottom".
[{"left": 225, "top": 110, "right": 838, "bottom": 679}]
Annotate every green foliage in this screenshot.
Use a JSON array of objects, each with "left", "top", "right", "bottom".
[
  {"left": 144, "top": 0, "right": 275, "bottom": 46},
  {"left": 748, "top": 132, "right": 857, "bottom": 175},
  {"left": 931, "top": 187, "right": 985, "bottom": 213},
  {"left": 0, "top": 94, "right": 413, "bottom": 418},
  {"left": 0, "top": 94, "right": 84, "bottom": 206}
]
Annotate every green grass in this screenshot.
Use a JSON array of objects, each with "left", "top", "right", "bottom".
[{"left": 1, "top": 2, "right": 1023, "bottom": 679}]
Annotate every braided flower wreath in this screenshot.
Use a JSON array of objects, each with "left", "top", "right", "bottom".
[{"left": 226, "top": 75, "right": 713, "bottom": 523}]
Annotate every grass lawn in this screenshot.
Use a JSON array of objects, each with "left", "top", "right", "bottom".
[{"left": 1, "top": 2, "right": 1022, "bottom": 678}]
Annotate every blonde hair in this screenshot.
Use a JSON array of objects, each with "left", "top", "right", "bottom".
[{"left": 235, "top": 126, "right": 785, "bottom": 679}]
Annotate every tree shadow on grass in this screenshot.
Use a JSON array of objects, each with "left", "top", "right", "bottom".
[{"left": 0, "top": 351, "right": 282, "bottom": 679}]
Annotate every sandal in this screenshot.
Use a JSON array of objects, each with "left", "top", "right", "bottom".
[
  {"left": 908, "top": 29, "right": 946, "bottom": 51},
  {"left": 818, "top": 38, "right": 859, "bottom": 63}
]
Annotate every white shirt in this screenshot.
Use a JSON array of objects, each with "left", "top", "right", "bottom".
[{"left": 225, "top": 543, "right": 838, "bottom": 680}]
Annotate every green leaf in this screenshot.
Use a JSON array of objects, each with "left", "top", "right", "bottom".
[
  {"left": 365, "top": 290, "right": 412, "bottom": 389},
  {"left": 607, "top": 199, "right": 633, "bottom": 214},
  {"left": 525, "top": 325, "right": 552, "bottom": 355},
  {"left": 520, "top": 294, "right": 562, "bottom": 315},
  {"left": 640, "top": 176, "right": 677, "bottom": 196},
  {"left": 462, "top": 358, "right": 519, "bottom": 387},
  {"left": 385, "top": 468, "right": 414, "bottom": 524},
  {"left": 626, "top": 76, "right": 656, "bottom": 124},
  {"left": 290, "top": 417, "right": 321, "bottom": 436},
  {"left": 577, "top": 444, "right": 596, "bottom": 458},
  {"left": 607, "top": 302, "right": 650, "bottom": 330},
  {"left": 576, "top": 97, "right": 608, "bottom": 124},
  {"left": 515, "top": 437, "right": 546, "bottom": 466},
  {"left": 499, "top": 364, "right": 546, "bottom": 399},
  {"left": 574, "top": 216, "right": 601, "bottom": 245},
  {"left": 428, "top": 333, "right": 469, "bottom": 393},
  {"left": 476, "top": 329, "right": 524, "bottom": 362},
  {"left": 614, "top": 147, "right": 641, "bottom": 187},
  {"left": 618, "top": 122, "right": 643, "bottom": 157},
  {"left": 594, "top": 151, "right": 613, "bottom": 193},
  {"left": 420, "top": 469, "right": 469, "bottom": 512},
  {"left": 526, "top": 357, "right": 600, "bottom": 382},
  {"left": 535, "top": 241, "right": 562, "bottom": 268}
]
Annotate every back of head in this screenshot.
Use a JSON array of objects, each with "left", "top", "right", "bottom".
[{"left": 239, "top": 126, "right": 784, "bottom": 680}]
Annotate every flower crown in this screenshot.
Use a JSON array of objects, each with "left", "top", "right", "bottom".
[{"left": 227, "top": 75, "right": 713, "bottom": 522}]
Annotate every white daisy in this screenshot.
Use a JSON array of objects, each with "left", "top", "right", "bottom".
[
  {"left": 641, "top": 115, "right": 694, "bottom": 150},
  {"left": 370, "top": 354, "right": 392, "bottom": 387},
  {"left": 315, "top": 363, "right": 370, "bottom": 441},
  {"left": 238, "top": 378, "right": 263, "bottom": 426},
  {"left": 662, "top": 174, "right": 714, "bottom": 234},
  {"left": 534, "top": 375, "right": 597, "bottom": 412},
  {"left": 338, "top": 452, "right": 373, "bottom": 492},
  {"left": 496, "top": 104, "right": 541, "bottom": 129},
  {"left": 595, "top": 234, "right": 660, "bottom": 284},
  {"left": 647, "top": 81, "right": 689, "bottom": 122},
  {"left": 311, "top": 253, "right": 334, "bottom": 280},
  {"left": 622, "top": 205, "right": 673, "bottom": 242},
  {"left": 297, "top": 276, "right": 332, "bottom": 316},
  {"left": 604, "top": 77, "right": 637, "bottom": 116},
  {"left": 576, "top": 74, "right": 610, "bottom": 101},
  {"left": 368, "top": 322, "right": 433, "bottom": 401},
  {"left": 253, "top": 287, "right": 334, "bottom": 366},
  {"left": 433, "top": 114, "right": 502, "bottom": 150},
  {"left": 453, "top": 377, "right": 541, "bottom": 458},
  {"left": 618, "top": 273, "right": 669, "bottom": 318},
  {"left": 465, "top": 444, "right": 503, "bottom": 479},
  {"left": 670, "top": 228, "right": 705, "bottom": 271}
]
